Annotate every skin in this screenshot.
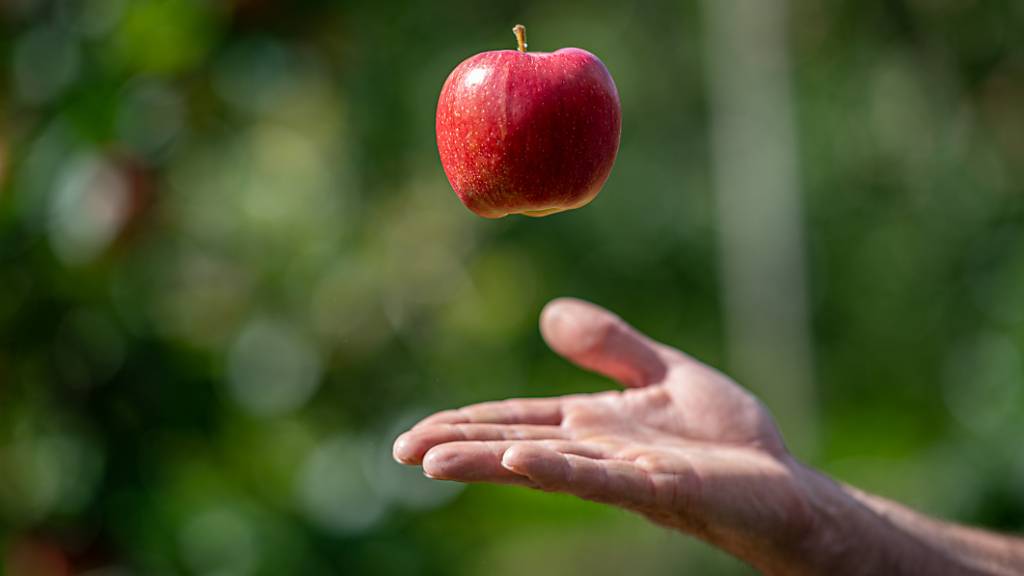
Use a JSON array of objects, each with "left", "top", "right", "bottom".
[
  {"left": 436, "top": 47, "right": 621, "bottom": 218},
  {"left": 394, "top": 297, "right": 1024, "bottom": 575}
]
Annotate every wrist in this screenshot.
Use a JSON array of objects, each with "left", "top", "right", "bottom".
[
  {"left": 721, "top": 457, "right": 891, "bottom": 576},
  {"left": 688, "top": 456, "right": 859, "bottom": 575},
  {"left": 747, "top": 458, "right": 866, "bottom": 575},
  {"left": 783, "top": 460, "right": 972, "bottom": 576},
  {"left": 786, "top": 460, "right": 879, "bottom": 575}
]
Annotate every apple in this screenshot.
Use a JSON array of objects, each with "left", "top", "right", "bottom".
[{"left": 436, "top": 25, "right": 621, "bottom": 218}]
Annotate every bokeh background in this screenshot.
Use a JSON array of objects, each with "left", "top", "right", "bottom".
[{"left": 2, "top": 0, "right": 1024, "bottom": 574}]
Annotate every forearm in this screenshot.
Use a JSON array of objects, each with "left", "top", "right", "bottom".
[
  {"left": 838, "top": 482, "right": 1024, "bottom": 576},
  {"left": 787, "top": 463, "right": 1024, "bottom": 576}
]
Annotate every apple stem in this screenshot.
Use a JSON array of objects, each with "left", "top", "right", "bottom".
[{"left": 513, "top": 24, "right": 528, "bottom": 52}]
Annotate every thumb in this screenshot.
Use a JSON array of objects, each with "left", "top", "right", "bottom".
[{"left": 540, "top": 298, "right": 680, "bottom": 388}]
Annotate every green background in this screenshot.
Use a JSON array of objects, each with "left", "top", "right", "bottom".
[{"left": 1, "top": 0, "right": 1023, "bottom": 574}]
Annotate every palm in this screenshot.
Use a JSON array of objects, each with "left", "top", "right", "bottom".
[
  {"left": 395, "top": 298, "right": 808, "bottom": 545},
  {"left": 569, "top": 362, "right": 783, "bottom": 453}
]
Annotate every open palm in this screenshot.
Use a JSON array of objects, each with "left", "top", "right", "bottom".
[{"left": 394, "top": 298, "right": 816, "bottom": 561}]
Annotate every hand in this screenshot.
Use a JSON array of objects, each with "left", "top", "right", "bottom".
[
  {"left": 394, "top": 298, "right": 826, "bottom": 571},
  {"left": 395, "top": 298, "right": 1024, "bottom": 575}
]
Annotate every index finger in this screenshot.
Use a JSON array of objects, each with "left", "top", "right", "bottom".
[{"left": 412, "top": 396, "right": 577, "bottom": 428}]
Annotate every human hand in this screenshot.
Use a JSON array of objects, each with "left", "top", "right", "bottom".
[
  {"left": 394, "top": 298, "right": 1024, "bottom": 575},
  {"left": 393, "top": 298, "right": 832, "bottom": 571}
]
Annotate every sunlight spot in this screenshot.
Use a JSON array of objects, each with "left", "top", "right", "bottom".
[
  {"left": 227, "top": 317, "right": 322, "bottom": 417},
  {"left": 179, "top": 507, "right": 258, "bottom": 576},
  {"left": 296, "top": 435, "right": 387, "bottom": 534},
  {"left": 48, "top": 154, "right": 130, "bottom": 265},
  {"left": 463, "top": 66, "right": 490, "bottom": 88}
]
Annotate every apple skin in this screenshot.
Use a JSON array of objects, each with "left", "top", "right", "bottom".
[{"left": 436, "top": 46, "right": 621, "bottom": 218}]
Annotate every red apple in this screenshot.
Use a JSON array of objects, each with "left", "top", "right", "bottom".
[{"left": 436, "top": 25, "right": 621, "bottom": 218}]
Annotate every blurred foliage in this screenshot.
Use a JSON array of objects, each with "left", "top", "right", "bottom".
[{"left": 1, "top": 0, "right": 1024, "bottom": 574}]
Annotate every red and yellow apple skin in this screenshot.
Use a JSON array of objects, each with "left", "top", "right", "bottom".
[{"left": 436, "top": 45, "right": 621, "bottom": 218}]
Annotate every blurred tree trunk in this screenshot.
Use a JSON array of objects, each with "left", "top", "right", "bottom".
[{"left": 702, "top": 0, "right": 818, "bottom": 457}]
